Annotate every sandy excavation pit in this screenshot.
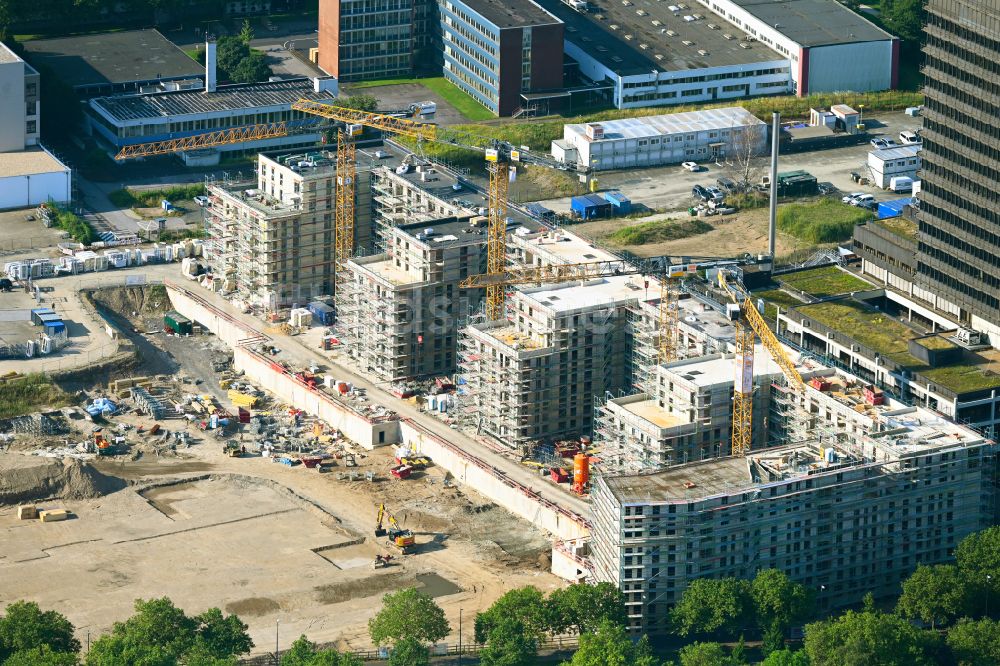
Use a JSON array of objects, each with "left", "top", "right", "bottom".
[{"left": 0, "top": 474, "right": 455, "bottom": 648}]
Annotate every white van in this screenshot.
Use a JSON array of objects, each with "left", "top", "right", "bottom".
[
  {"left": 899, "top": 130, "right": 922, "bottom": 145},
  {"left": 889, "top": 176, "right": 914, "bottom": 193}
]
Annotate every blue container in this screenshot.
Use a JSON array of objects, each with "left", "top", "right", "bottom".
[
  {"left": 571, "top": 194, "right": 613, "bottom": 220},
  {"left": 877, "top": 197, "right": 914, "bottom": 219},
  {"left": 43, "top": 320, "right": 66, "bottom": 336},
  {"left": 307, "top": 301, "right": 335, "bottom": 326},
  {"left": 31, "top": 308, "right": 56, "bottom": 326},
  {"left": 602, "top": 190, "right": 632, "bottom": 214}
]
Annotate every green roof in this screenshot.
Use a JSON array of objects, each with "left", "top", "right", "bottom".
[
  {"left": 872, "top": 216, "right": 918, "bottom": 242},
  {"left": 778, "top": 266, "right": 872, "bottom": 298}
]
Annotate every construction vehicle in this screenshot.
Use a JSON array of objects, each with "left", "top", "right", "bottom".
[
  {"left": 372, "top": 553, "right": 394, "bottom": 569},
  {"left": 460, "top": 255, "right": 759, "bottom": 363},
  {"left": 223, "top": 440, "right": 246, "bottom": 457},
  {"left": 94, "top": 431, "right": 114, "bottom": 456},
  {"left": 375, "top": 503, "right": 416, "bottom": 554},
  {"left": 717, "top": 270, "right": 805, "bottom": 456}
]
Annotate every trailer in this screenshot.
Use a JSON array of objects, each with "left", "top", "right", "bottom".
[{"left": 164, "top": 311, "right": 193, "bottom": 335}]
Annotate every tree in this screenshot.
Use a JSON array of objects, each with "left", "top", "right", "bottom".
[
  {"left": 0, "top": 601, "right": 80, "bottom": 660},
  {"left": 191, "top": 608, "right": 253, "bottom": 659},
  {"left": 387, "top": 636, "right": 429, "bottom": 666},
  {"left": 280, "top": 635, "right": 363, "bottom": 666},
  {"left": 803, "top": 610, "right": 937, "bottom": 666},
  {"left": 761, "top": 649, "right": 810, "bottom": 666},
  {"left": 897, "top": 564, "right": 970, "bottom": 629},
  {"left": 216, "top": 36, "right": 250, "bottom": 78},
  {"left": 479, "top": 618, "right": 537, "bottom": 666},
  {"left": 670, "top": 579, "right": 751, "bottom": 638},
  {"left": 336, "top": 94, "right": 378, "bottom": 112},
  {"left": 678, "top": 641, "right": 740, "bottom": 666},
  {"left": 563, "top": 619, "right": 657, "bottom": 666},
  {"left": 725, "top": 119, "right": 767, "bottom": 192},
  {"left": 946, "top": 618, "right": 1000, "bottom": 666},
  {"left": 881, "top": 0, "right": 925, "bottom": 43},
  {"left": 229, "top": 50, "right": 271, "bottom": 84},
  {"left": 368, "top": 588, "right": 450, "bottom": 647},
  {"left": 475, "top": 586, "right": 549, "bottom": 643},
  {"left": 547, "top": 583, "right": 627, "bottom": 635},
  {"left": 3, "top": 644, "right": 80, "bottom": 666},
  {"left": 956, "top": 526, "right": 1000, "bottom": 598},
  {"left": 752, "top": 570, "right": 815, "bottom": 640},
  {"left": 238, "top": 18, "right": 254, "bottom": 44}
]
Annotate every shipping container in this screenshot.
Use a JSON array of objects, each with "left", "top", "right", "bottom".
[
  {"left": 164, "top": 311, "right": 193, "bottom": 335},
  {"left": 602, "top": 190, "right": 632, "bottom": 214},
  {"left": 30, "top": 308, "right": 56, "bottom": 326},
  {"left": 307, "top": 301, "right": 335, "bottom": 326}
]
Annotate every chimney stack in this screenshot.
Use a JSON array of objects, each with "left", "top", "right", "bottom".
[{"left": 205, "top": 37, "right": 217, "bottom": 93}]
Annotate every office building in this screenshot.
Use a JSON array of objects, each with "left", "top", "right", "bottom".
[{"left": 914, "top": 0, "right": 1000, "bottom": 336}]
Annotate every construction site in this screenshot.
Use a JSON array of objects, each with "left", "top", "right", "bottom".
[{"left": 3, "top": 97, "right": 1000, "bottom": 648}]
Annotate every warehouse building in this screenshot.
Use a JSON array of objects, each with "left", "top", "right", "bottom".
[
  {"left": 0, "top": 42, "right": 71, "bottom": 210},
  {"left": 439, "top": 0, "right": 565, "bottom": 116},
  {"left": 591, "top": 404, "right": 996, "bottom": 632},
  {"left": 87, "top": 77, "right": 338, "bottom": 164},
  {"left": 552, "top": 107, "right": 767, "bottom": 170},
  {"left": 22, "top": 29, "right": 203, "bottom": 98}
]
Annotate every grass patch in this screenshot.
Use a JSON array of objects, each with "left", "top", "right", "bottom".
[
  {"left": 916, "top": 336, "right": 957, "bottom": 351},
  {"left": 754, "top": 287, "right": 806, "bottom": 322},
  {"left": 608, "top": 219, "right": 713, "bottom": 245},
  {"left": 109, "top": 184, "right": 206, "bottom": 209},
  {"left": 777, "top": 198, "right": 871, "bottom": 244},
  {"left": 158, "top": 228, "right": 207, "bottom": 243},
  {"left": 873, "top": 215, "right": 918, "bottom": 242},
  {"left": 348, "top": 76, "right": 495, "bottom": 121},
  {"left": 44, "top": 202, "right": 96, "bottom": 245},
  {"left": 0, "top": 374, "right": 74, "bottom": 420},
  {"left": 778, "top": 266, "right": 872, "bottom": 298},
  {"left": 727, "top": 191, "right": 769, "bottom": 209},
  {"left": 795, "top": 300, "right": 1000, "bottom": 394},
  {"left": 184, "top": 47, "right": 204, "bottom": 63}
]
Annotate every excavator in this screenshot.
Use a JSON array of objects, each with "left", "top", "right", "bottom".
[{"left": 375, "top": 503, "right": 416, "bottom": 554}]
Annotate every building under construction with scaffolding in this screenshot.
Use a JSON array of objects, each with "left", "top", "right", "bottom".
[
  {"left": 202, "top": 151, "right": 375, "bottom": 310},
  {"left": 591, "top": 360, "right": 998, "bottom": 632}
]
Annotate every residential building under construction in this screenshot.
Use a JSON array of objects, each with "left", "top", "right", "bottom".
[
  {"left": 591, "top": 355, "right": 999, "bottom": 632},
  {"left": 203, "top": 151, "right": 374, "bottom": 309},
  {"left": 338, "top": 216, "right": 488, "bottom": 381}
]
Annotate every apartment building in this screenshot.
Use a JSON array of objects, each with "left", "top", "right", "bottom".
[
  {"left": 203, "top": 152, "right": 373, "bottom": 309},
  {"left": 591, "top": 392, "right": 998, "bottom": 633},
  {"left": 339, "top": 216, "right": 487, "bottom": 380},
  {"left": 458, "top": 275, "right": 653, "bottom": 451}
]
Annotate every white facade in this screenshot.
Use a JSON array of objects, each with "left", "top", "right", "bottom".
[
  {"left": 0, "top": 42, "right": 40, "bottom": 152},
  {"left": 0, "top": 149, "right": 72, "bottom": 210},
  {"left": 554, "top": 107, "right": 767, "bottom": 170},
  {"left": 868, "top": 146, "right": 921, "bottom": 189}
]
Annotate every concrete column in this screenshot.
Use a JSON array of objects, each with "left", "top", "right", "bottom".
[{"left": 768, "top": 112, "right": 780, "bottom": 259}]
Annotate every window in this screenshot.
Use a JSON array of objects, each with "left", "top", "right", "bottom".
[{"left": 26, "top": 121, "right": 36, "bottom": 134}]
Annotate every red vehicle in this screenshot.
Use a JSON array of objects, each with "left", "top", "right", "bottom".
[{"left": 390, "top": 464, "right": 414, "bottom": 480}]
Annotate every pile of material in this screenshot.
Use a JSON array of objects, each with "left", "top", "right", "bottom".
[{"left": 0, "top": 452, "right": 125, "bottom": 505}]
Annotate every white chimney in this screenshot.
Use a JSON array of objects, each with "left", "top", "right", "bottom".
[{"left": 205, "top": 38, "right": 217, "bottom": 93}]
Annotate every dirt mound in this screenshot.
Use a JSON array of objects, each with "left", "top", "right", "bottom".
[
  {"left": 87, "top": 285, "right": 170, "bottom": 326},
  {"left": 0, "top": 453, "right": 127, "bottom": 505}
]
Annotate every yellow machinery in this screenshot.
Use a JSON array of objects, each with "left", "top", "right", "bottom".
[
  {"left": 717, "top": 270, "right": 804, "bottom": 455},
  {"left": 375, "top": 503, "right": 416, "bottom": 554},
  {"left": 114, "top": 123, "right": 290, "bottom": 160}
]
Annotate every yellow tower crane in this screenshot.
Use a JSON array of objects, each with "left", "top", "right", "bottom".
[{"left": 717, "top": 270, "right": 805, "bottom": 456}]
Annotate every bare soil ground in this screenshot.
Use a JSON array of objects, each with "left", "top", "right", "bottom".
[{"left": 571, "top": 207, "right": 815, "bottom": 259}]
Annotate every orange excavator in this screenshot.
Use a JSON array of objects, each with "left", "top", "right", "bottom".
[{"left": 375, "top": 503, "right": 416, "bottom": 554}]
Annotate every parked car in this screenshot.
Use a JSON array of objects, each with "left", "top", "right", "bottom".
[
  {"left": 842, "top": 192, "right": 866, "bottom": 204},
  {"left": 716, "top": 177, "right": 737, "bottom": 192},
  {"left": 705, "top": 186, "right": 725, "bottom": 202},
  {"left": 870, "top": 138, "right": 899, "bottom": 150},
  {"left": 899, "top": 130, "right": 922, "bottom": 145},
  {"left": 692, "top": 184, "right": 710, "bottom": 201},
  {"left": 682, "top": 161, "right": 704, "bottom": 172},
  {"left": 374, "top": 150, "right": 389, "bottom": 159},
  {"left": 851, "top": 194, "right": 876, "bottom": 208},
  {"left": 193, "top": 195, "right": 210, "bottom": 207}
]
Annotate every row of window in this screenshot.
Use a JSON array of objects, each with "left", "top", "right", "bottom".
[{"left": 916, "top": 261, "right": 999, "bottom": 313}]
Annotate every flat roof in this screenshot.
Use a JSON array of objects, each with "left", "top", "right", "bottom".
[
  {"left": 91, "top": 78, "right": 334, "bottom": 122},
  {"left": 462, "top": 0, "right": 561, "bottom": 28},
  {"left": 0, "top": 41, "right": 22, "bottom": 64},
  {"left": 519, "top": 274, "right": 652, "bottom": 313},
  {"left": 511, "top": 228, "right": 621, "bottom": 264},
  {"left": 22, "top": 29, "right": 201, "bottom": 88},
  {"left": 533, "top": 0, "right": 785, "bottom": 76},
  {"left": 662, "top": 345, "right": 789, "bottom": 386},
  {"left": 568, "top": 107, "right": 763, "bottom": 141},
  {"left": 871, "top": 146, "right": 921, "bottom": 160},
  {"left": 0, "top": 148, "right": 70, "bottom": 178},
  {"left": 605, "top": 455, "right": 752, "bottom": 502},
  {"left": 729, "top": 0, "right": 893, "bottom": 47},
  {"left": 620, "top": 397, "right": 687, "bottom": 428},
  {"left": 397, "top": 216, "right": 487, "bottom": 248}
]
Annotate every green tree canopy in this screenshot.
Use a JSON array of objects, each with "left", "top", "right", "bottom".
[
  {"left": 387, "top": 636, "right": 429, "bottom": 666},
  {"left": 474, "top": 586, "right": 549, "bottom": 643},
  {"left": 216, "top": 36, "right": 250, "bottom": 77},
  {"left": 547, "top": 583, "right": 627, "bottom": 635},
  {"left": 803, "top": 610, "right": 937, "bottom": 666},
  {"left": 881, "top": 0, "right": 925, "bottom": 43},
  {"left": 897, "top": 564, "right": 970, "bottom": 629},
  {"left": 671, "top": 579, "right": 751, "bottom": 638},
  {"left": 280, "top": 635, "right": 364, "bottom": 666},
  {"left": 229, "top": 50, "right": 271, "bottom": 84},
  {"left": 336, "top": 94, "right": 379, "bottom": 112},
  {"left": 3, "top": 644, "right": 80, "bottom": 666},
  {"left": 751, "top": 569, "right": 815, "bottom": 635},
  {"left": 678, "top": 641, "right": 741, "bottom": 666},
  {"left": 479, "top": 617, "right": 537, "bottom": 666},
  {"left": 191, "top": 608, "right": 253, "bottom": 659},
  {"left": 0, "top": 600, "right": 80, "bottom": 661},
  {"left": 564, "top": 620, "right": 658, "bottom": 666},
  {"left": 945, "top": 618, "right": 1000, "bottom": 666},
  {"left": 368, "top": 588, "right": 450, "bottom": 647},
  {"left": 955, "top": 526, "right": 1000, "bottom": 597},
  {"left": 761, "top": 648, "right": 810, "bottom": 666}
]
